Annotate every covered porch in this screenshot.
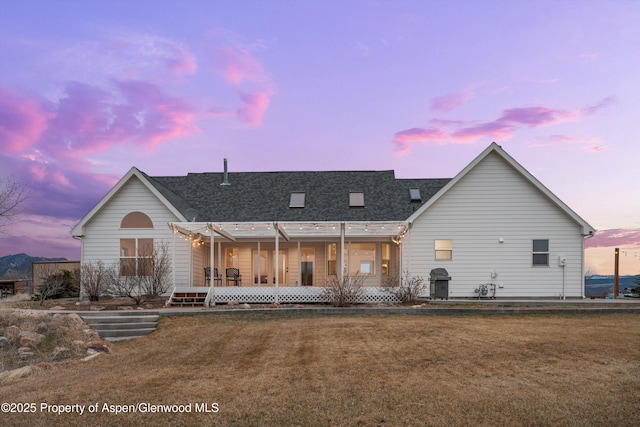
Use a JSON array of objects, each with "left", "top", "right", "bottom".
[{"left": 167, "top": 220, "right": 408, "bottom": 304}]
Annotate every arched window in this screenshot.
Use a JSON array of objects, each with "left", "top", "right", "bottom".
[{"left": 121, "top": 212, "right": 153, "bottom": 229}]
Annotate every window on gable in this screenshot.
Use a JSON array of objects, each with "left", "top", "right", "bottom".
[
  {"left": 289, "top": 192, "right": 305, "bottom": 208},
  {"left": 120, "top": 238, "right": 154, "bottom": 276},
  {"left": 349, "top": 192, "right": 365, "bottom": 207},
  {"left": 435, "top": 239, "right": 453, "bottom": 260},
  {"left": 121, "top": 212, "right": 153, "bottom": 228},
  {"left": 532, "top": 239, "right": 549, "bottom": 266},
  {"left": 409, "top": 188, "right": 421, "bottom": 202}
]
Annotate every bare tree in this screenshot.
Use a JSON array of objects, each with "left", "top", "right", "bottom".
[
  {"left": 321, "top": 274, "right": 366, "bottom": 306},
  {"left": 80, "top": 260, "right": 108, "bottom": 301},
  {"left": 0, "top": 175, "right": 27, "bottom": 230},
  {"left": 384, "top": 271, "right": 427, "bottom": 303},
  {"left": 105, "top": 242, "right": 172, "bottom": 305}
]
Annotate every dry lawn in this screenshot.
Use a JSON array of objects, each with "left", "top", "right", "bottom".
[{"left": 1, "top": 313, "right": 639, "bottom": 427}]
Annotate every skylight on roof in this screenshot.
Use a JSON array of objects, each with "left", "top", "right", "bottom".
[
  {"left": 349, "top": 192, "right": 365, "bottom": 207},
  {"left": 409, "top": 188, "right": 421, "bottom": 202},
  {"left": 289, "top": 192, "right": 306, "bottom": 208}
]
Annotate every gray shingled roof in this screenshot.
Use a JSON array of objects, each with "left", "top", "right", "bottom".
[{"left": 146, "top": 170, "right": 450, "bottom": 222}]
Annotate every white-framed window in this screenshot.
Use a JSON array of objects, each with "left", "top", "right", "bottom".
[
  {"left": 120, "top": 238, "right": 154, "bottom": 276},
  {"left": 225, "top": 247, "right": 239, "bottom": 269},
  {"left": 532, "top": 239, "right": 549, "bottom": 266},
  {"left": 435, "top": 239, "right": 453, "bottom": 260},
  {"left": 327, "top": 243, "right": 337, "bottom": 276},
  {"left": 347, "top": 243, "right": 376, "bottom": 275}
]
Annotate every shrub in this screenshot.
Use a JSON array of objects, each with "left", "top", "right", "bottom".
[
  {"left": 80, "top": 260, "right": 108, "bottom": 301},
  {"left": 384, "top": 271, "right": 427, "bottom": 303},
  {"left": 321, "top": 274, "right": 365, "bottom": 306},
  {"left": 33, "top": 269, "right": 80, "bottom": 304}
]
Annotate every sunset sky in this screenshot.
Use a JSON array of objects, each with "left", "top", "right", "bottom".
[{"left": 1, "top": 0, "right": 638, "bottom": 275}]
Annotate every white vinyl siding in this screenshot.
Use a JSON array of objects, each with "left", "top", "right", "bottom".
[
  {"left": 80, "top": 176, "right": 189, "bottom": 285},
  {"left": 405, "top": 151, "right": 584, "bottom": 298}
]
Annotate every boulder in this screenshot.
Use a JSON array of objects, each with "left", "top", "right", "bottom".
[
  {"left": 4, "top": 325, "right": 21, "bottom": 343},
  {"left": 66, "top": 313, "right": 84, "bottom": 325},
  {"left": 18, "top": 331, "right": 45, "bottom": 347},
  {"left": 36, "top": 321, "right": 49, "bottom": 333},
  {"left": 0, "top": 336, "right": 10, "bottom": 349},
  {"left": 87, "top": 341, "right": 110, "bottom": 353},
  {"left": 18, "top": 347, "right": 35, "bottom": 358}
]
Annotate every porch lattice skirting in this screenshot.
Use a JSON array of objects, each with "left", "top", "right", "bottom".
[{"left": 168, "top": 286, "right": 401, "bottom": 305}]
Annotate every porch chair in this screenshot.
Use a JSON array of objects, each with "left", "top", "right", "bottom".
[
  {"left": 204, "top": 267, "right": 223, "bottom": 287},
  {"left": 226, "top": 268, "right": 242, "bottom": 286}
]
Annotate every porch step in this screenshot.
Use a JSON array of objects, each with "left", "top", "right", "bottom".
[
  {"left": 168, "top": 291, "right": 209, "bottom": 307},
  {"left": 80, "top": 311, "right": 159, "bottom": 341}
]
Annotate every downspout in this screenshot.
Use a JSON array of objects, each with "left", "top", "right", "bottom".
[
  {"left": 275, "top": 222, "right": 279, "bottom": 304},
  {"left": 582, "top": 231, "right": 595, "bottom": 299},
  {"left": 210, "top": 225, "right": 215, "bottom": 306},
  {"left": 340, "top": 223, "right": 345, "bottom": 282},
  {"left": 171, "top": 225, "right": 176, "bottom": 289},
  {"left": 72, "top": 235, "right": 84, "bottom": 300}
]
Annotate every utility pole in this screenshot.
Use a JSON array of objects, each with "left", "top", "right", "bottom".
[{"left": 614, "top": 247, "right": 619, "bottom": 299}]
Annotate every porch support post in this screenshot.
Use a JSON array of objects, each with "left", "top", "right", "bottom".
[
  {"left": 257, "top": 241, "right": 261, "bottom": 286},
  {"left": 340, "top": 222, "right": 345, "bottom": 281},
  {"left": 297, "top": 241, "right": 301, "bottom": 287},
  {"left": 209, "top": 225, "right": 215, "bottom": 306},
  {"left": 274, "top": 222, "right": 279, "bottom": 304},
  {"left": 189, "top": 235, "right": 193, "bottom": 287},
  {"left": 217, "top": 241, "right": 221, "bottom": 283},
  {"left": 171, "top": 224, "right": 176, "bottom": 289}
]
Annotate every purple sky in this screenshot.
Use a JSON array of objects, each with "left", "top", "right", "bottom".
[{"left": 1, "top": 0, "right": 639, "bottom": 275}]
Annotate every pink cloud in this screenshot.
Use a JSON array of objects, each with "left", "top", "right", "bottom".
[
  {"left": 213, "top": 46, "right": 267, "bottom": 85},
  {"left": 586, "top": 228, "right": 640, "bottom": 249},
  {"left": 581, "top": 96, "right": 615, "bottom": 116},
  {"left": 0, "top": 87, "right": 51, "bottom": 153},
  {"left": 394, "top": 97, "right": 614, "bottom": 153},
  {"left": 236, "top": 91, "right": 272, "bottom": 126},
  {"left": 430, "top": 91, "right": 473, "bottom": 112},
  {"left": 452, "top": 121, "right": 515, "bottom": 142},
  {"left": 534, "top": 134, "right": 609, "bottom": 152},
  {"left": 34, "top": 80, "right": 199, "bottom": 157},
  {"left": 498, "top": 106, "right": 578, "bottom": 127}
]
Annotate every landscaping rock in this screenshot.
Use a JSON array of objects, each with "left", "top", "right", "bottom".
[
  {"left": 228, "top": 299, "right": 239, "bottom": 306},
  {"left": 66, "top": 313, "right": 84, "bottom": 325},
  {"left": 0, "top": 336, "right": 10, "bottom": 349},
  {"left": 18, "top": 347, "right": 35, "bottom": 358},
  {"left": 18, "top": 331, "right": 45, "bottom": 347},
  {"left": 90, "top": 305, "right": 105, "bottom": 311},
  {"left": 87, "top": 341, "right": 110, "bottom": 353},
  {"left": 242, "top": 303, "right": 251, "bottom": 309},
  {"left": 36, "top": 321, "right": 49, "bottom": 333},
  {"left": 4, "top": 325, "right": 21, "bottom": 342},
  {"left": 49, "top": 305, "right": 65, "bottom": 310}
]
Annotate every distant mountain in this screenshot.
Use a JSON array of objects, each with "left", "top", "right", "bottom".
[
  {"left": 0, "top": 253, "right": 68, "bottom": 279},
  {"left": 586, "top": 275, "right": 639, "bottom": 297}
]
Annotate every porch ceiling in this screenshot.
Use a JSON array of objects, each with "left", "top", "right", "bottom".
[{"left": 169, "top": 221, "right": 408, "bottom": 241}]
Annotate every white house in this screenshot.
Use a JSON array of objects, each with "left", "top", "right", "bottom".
[{"left": 71, "top": 143, "right": 595, "bottom": 303}]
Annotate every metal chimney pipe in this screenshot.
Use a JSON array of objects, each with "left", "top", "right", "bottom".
[{"left": 221, "top": 158, "right": 230, "bottom": 185}]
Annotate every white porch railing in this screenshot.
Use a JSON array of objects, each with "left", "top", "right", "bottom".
[{"left": 173, "top": 286, "right": 401, "bottom": 304}]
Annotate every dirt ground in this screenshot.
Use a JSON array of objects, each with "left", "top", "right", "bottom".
[{"left": 1, "top": 312, "right": 639, "bottom": 427}]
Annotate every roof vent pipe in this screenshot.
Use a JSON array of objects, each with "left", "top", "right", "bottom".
[{"left": 221, "top": 158, "right": 230, "bottom": 186}]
